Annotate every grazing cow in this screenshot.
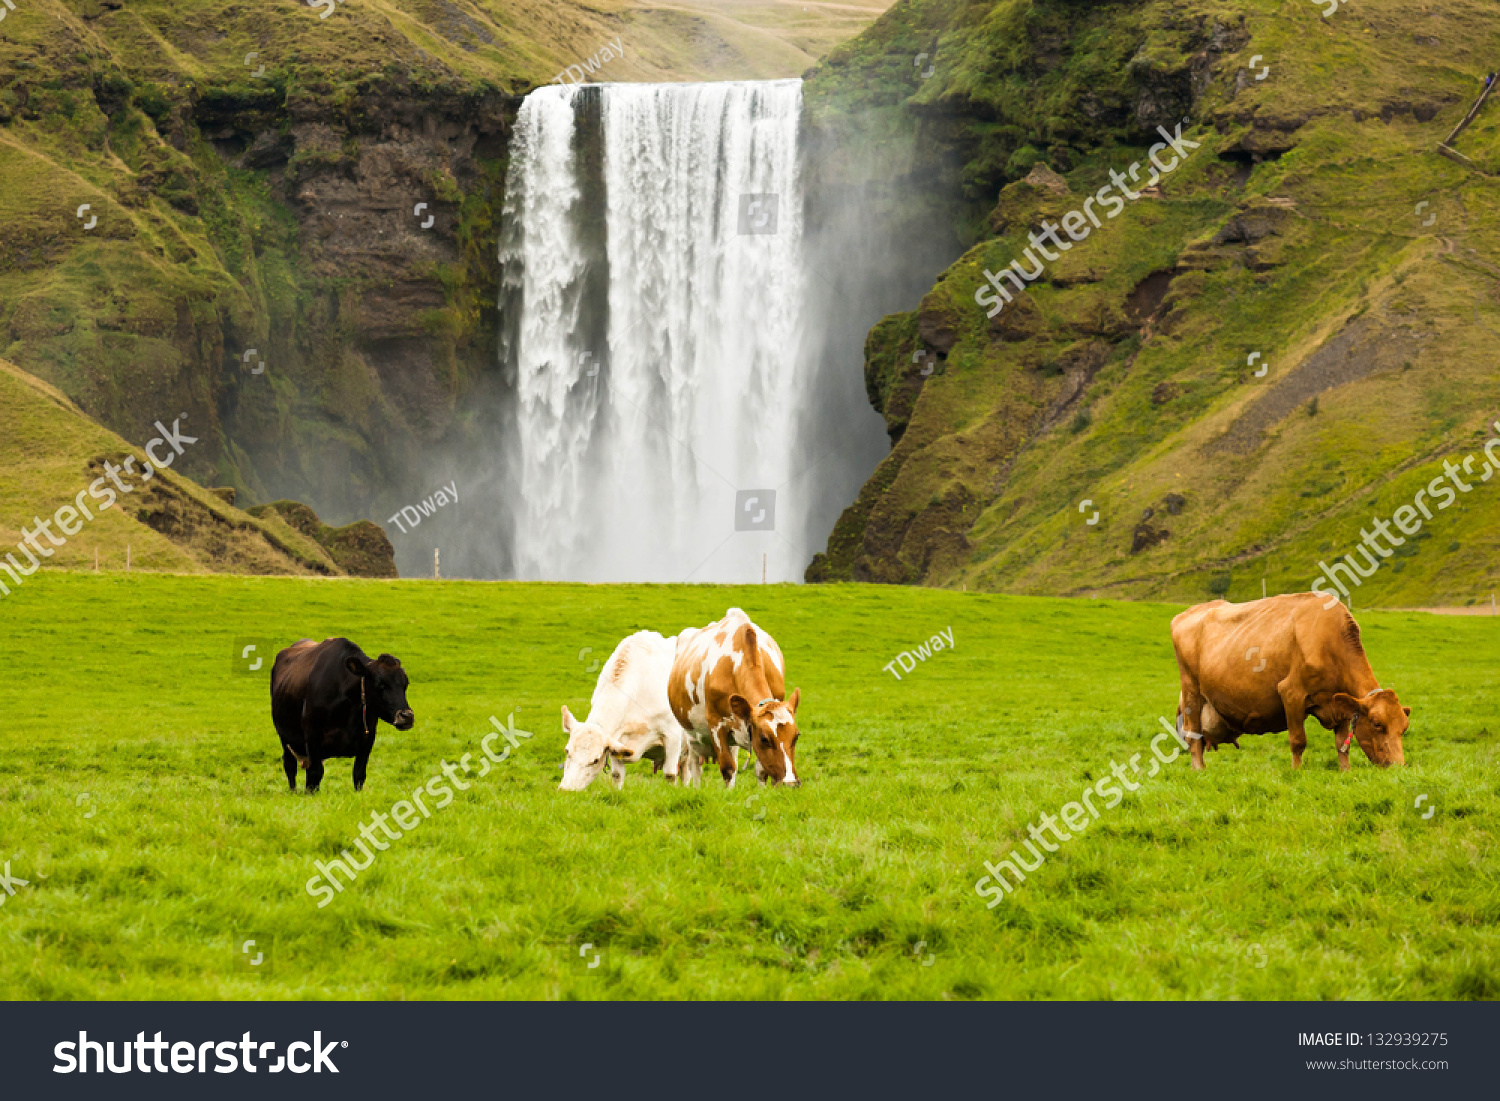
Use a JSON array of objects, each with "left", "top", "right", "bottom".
[
  {"left": 560, "top": 631, "right": 684, "bottom": 791},
  {"left": 1170, "top": 593, "right": 1409, "bottom": 771},
  {"left": 669, "top": 608, "right": 801, "bottom": 787},
  {"left": 271, "top": 638, "right": 414, "bottom": 792}
]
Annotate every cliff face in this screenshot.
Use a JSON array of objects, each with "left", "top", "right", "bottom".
[
  {"left": 0, "top": 2, "right": 535, "bottom": 533},
  {"left": 805, "top": 0, "right": 1500, "bottom": 608},
  {"left": 1, "top": 0, "right": 894, "bottom": 573}
]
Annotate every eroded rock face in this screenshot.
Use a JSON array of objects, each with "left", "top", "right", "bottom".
[{"left": 213, "top": 89, "right": 514, "bottom": 522}]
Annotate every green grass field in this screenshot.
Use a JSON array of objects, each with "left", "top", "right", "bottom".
[{"left": 0, "top": 573, "right": 1496, "bottom": 999}]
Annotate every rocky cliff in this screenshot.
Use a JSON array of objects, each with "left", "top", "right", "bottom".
[{"left": 804, "top": 0, "right": 1500, "bottom": 608}]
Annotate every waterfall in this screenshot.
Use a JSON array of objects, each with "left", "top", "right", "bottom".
[{"left": 499, "top": 80, "right": 807, "bottom": 582}]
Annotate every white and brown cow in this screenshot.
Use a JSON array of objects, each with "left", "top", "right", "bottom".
[
  {"left": 668, "top": 608, "right": 802, "bottom": 788},
  {"left": 559, "top": 631, "right": 684, "bottom": 791}
]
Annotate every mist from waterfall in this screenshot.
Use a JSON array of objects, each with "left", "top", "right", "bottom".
[{"left": 499, "top": 80, "right": 811, "bottom": 583}]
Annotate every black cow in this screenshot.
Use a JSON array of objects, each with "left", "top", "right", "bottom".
[{"left": 270, "top": 638, "right": 414, "bottom": 792}]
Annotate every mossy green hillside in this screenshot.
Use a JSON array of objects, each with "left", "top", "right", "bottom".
[{"left": 806, "top": 0, "right": 1500, "bottom": 607}]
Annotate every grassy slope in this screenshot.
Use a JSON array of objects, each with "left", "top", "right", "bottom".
[
  {"left": 0, "top": 574, "right": 1494, "bottom": 999},
  {"left": 805, "top": 0, "right": 1500, "bottom": 608},
  {"left": 0, "top": 356, "right": 341, "bottom": 575}
]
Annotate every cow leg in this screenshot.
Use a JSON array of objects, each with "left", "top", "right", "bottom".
[
  {"left": 713, "top": 725, "right": 738, "bottom": 787},
  {"left": 352, "top": 751, "right": 370, "bottom": 792},
  {"left": 1179, "top": 683, "right": 1207, "bottom": 771},
  {"left": 282, "top": 745, "right": 299, "bottom": 792},
  {"left": 1333, "top": 723, "right": 1352, "bottom": 773},
  {"left": 682, "top": 747, "right": 703, "bottom": 787},
  {"left": 1280, "top": 682, "right": 1309, "bottom": 769},
  {"left": 301, "top": 714, "right": 326, "bottom": 793},
  {"left": 662, "top": 728, "right": 684, "bottom": 785}
]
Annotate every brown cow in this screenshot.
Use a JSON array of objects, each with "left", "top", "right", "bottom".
[
  {"left": 1170, "top": 593, "right": 1409, "bottom": 771},
  {"left": 668, "top": 608, "right": 801, "bottom": 787}
]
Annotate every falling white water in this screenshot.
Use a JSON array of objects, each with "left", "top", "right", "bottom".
[{"left": 500, "top": 80, "right": 806, "bottom": 582}]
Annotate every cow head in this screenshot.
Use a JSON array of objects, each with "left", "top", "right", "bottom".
[
  {"left": 348, "top": 653, "right": 414, "bottom": 730},
  {"left": 729, "top": 688, "right": 801, "bottom": 787},
  {"left": 559, "top": 705, "right": 623, "bottom": 791},
  {"left": 1333, "top": 688, "right": 1409, "bottom": 766}
]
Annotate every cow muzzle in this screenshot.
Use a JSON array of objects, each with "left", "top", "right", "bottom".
[{"left": 394, "top": 710, "right": 415, "bottom": 730}]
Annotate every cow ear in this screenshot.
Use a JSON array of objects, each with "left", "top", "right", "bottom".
[
  {"left": 346, "top": 656, "right": 369, "bottom": 678},
  {"left": 1403, "top": 707, "right": 1412, "bottom": 718},
  {"left": 1331, "top": 692, "right": 1366, "bottom": 719},
  {"left": 786, "top": 687, "right": 800, "bottom": 715},
  {"left": 561, "top": 705, "right": 577, "bottom": 734},
  {"left": 729, "top": 694, "right": 753, "bottom": 724}
]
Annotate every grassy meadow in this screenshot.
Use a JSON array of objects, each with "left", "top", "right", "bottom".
[{"left": 0, "top": 572, "right": 1496, "bottom": 999}]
